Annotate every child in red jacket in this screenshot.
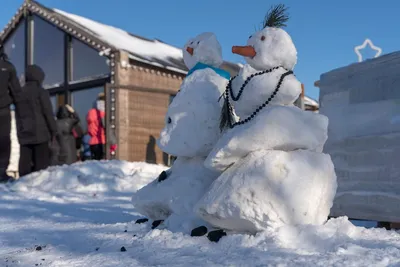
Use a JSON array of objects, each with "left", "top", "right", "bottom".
[{"left": 86, "top": 93, "right": 106, "bottom": 160}]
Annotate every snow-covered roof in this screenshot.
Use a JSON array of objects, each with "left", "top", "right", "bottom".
[
  {"left": 0, "top": 0, "right": 241, "bottom": 75},
  {"left": 53, "top": 9, "right": 189, "bottom": 74},
  {"left": 304, "top": 96, "right": 319, "bottom": 107},
  {"left": 50, "top": 8, "right": 242, "bottom": 75}
]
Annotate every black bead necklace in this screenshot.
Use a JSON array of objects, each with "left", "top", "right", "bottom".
[
  {"left": 224, "top": 66, "right": 293, "bottom": 128},
  {"left": 229, "top": 66, "right": 282, "bottom": 101}
]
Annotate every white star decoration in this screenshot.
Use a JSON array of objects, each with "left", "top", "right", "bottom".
[{"left": 354, "top": 38, "right": 382, "bottom": 62}]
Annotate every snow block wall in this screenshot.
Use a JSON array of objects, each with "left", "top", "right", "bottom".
[{"left": 319, "top": 51, "right": 400, "bottom": 222}]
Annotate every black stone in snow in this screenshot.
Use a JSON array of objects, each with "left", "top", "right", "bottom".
[
  {"left": 120, "top": 246, "right": 127, "bottom": 252},
  {"left": 157, "top": 171, "right": 168, "bottom": 182},
  {"left": 151, "top": 220, "right": 164, "bottom": 229},
  {"left": 124, "top": 230, "right": 127, "bottom": 232},
  {"left": 207, "top": 229, "right": 227, "bottom": 243},
  {"left": 135, "top": 218, "right": 149, "bottom": 224},
  {"left": 191, "top": 226, "right": 208, "bottom": 237},
  {"left": 35, "top": 246, "right": 42, "bottom": 251}
]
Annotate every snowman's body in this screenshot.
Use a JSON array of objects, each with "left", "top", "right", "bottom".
[
  {"left": 195, "top": 106, "right": 337, "bottom": 233},
  {"left": 132, "top": 156, "right": 219, "bottom": 232},
  {"left": 131, "top": 33, "right": 229, "bottom": 233},
  {"left": 195, "top": 27, "right": 337, "bottom": 234}
]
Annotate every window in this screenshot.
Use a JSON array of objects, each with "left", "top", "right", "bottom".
[
  {"left": 3, "top": 19, "right": 26, "bottom": 84},
  {"left": 33, "top": 16, "right": 64, "bottom": 89},
  {"left": 71, "top": 87, "right": 104, "bottom": 132},
  {"left": 50, "top": 93, "right": 66, "bottom": 116},
  {"left": 70, "top": 38, "right": 109, "bottom": 82}
]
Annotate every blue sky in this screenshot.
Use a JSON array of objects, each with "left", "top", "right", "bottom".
[{"left": 1, "top": 0, "right": 398, "bottom": 100}]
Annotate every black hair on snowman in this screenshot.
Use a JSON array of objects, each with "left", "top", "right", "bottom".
[{"left": 263, "top": 4, "right": 289, "bottom": 28}]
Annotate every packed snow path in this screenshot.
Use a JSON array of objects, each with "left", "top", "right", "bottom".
[{"left": 0, "top": 161, "right": 399, "bottom": 266}]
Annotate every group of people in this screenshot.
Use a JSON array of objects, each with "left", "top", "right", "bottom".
[{"left": 0, "top": 46, "right": 113, "bottom": 182}]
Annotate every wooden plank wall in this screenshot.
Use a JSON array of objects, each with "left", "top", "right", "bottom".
[{"left": 116, "top": 52, "right": 184, "bottom": 164}]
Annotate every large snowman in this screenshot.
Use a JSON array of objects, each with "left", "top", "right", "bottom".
[
  {"left": 195, "top": 5, "right": 337, "bottom": 236},
  {"left": 131, "top": 32, "right": 230, "bottom": 234}
]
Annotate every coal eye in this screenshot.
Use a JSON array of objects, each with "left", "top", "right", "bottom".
[
  {"left": 167, "top": 117, "right": 172, "bottom": 124},
  {"left": 261, "top": 36, "right": 266, "bottom": 41},
  {"left": 190, "top": 41, "right": 193, "bottom": 45},
  {"left": 197, "top": 41, "right": 200, "bottom": 45},
  {"left": 249, "top": 35, "right": 252, "bottom": 39}
]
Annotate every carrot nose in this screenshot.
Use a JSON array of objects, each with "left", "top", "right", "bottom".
[
  {"left": 186, "top": 47, "right": 194, "bottom": 55},
  {"left": 232, "top": 46, "right": 256, "bottom": 58}
]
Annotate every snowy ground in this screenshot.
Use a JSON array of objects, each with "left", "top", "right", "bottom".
[{"left": 0, "top": 161, "right": 399, "bottom": 267}]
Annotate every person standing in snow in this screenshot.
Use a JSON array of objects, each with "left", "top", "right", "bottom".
[
  {"left": 70, "top": 110, "right": 84, "bottom": 160},
  {"left": 18, "top": 64, "right": 58, "bottom": 177},
  {"left": 55, "top": 105, "right": 80, "bottom": 165},
  {"left": 0, "top": 47, "right": 26, "bottom": 181},
  {"left": 80, "top": 133, "right": 92, "bottom": 161},
  {"left": 86, "top": 93, "right": 108, "bottom": 160}
]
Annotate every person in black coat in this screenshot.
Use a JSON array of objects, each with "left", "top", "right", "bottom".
[
  {"left": 18, "top": 64, "right": 57, "bottom": 177},
  {"left": 0, "top": 48, "right": 25, "bottom": 181},
  {"left": 55, "top": 105, "right": 80, "bottom": 165}
]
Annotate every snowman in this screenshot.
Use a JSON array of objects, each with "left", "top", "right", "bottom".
[
  {"left": 131, "top": 32, "right": 231, "bottom": 234},
  {"left": 194, "top": 5, "right": 337, "bottom": 237}
]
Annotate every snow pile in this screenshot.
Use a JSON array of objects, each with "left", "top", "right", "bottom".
[
  {"left": 319, "top": 52, "right": 400, "bottom": 222},
  {"left": 0, "top": 161, "right": 399, "bottom": 266},
  {"left": 10, "top": 160, "right": 167, "bottom": 195}
]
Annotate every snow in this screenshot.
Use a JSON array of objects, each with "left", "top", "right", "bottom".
[
  {"left": 131, "top": 157, "right": 219, "bottom": 234},
  {"left": 157, "top": 68, "right": 227, "bottom": 157},
  {"left": 304, "top": 96, "right": 319, "bottom": 108},
  {"left": 199, "top": 26, "right": 337, "bottom": 234},
  {"left": 0, "top": 161, "right": 400, "bottom": 266},
  {"left": 198, "top": 149, "right": 337, "bottom": 233},
  {"left": 133, "top": 42, "right": 229, "bottom": 232},
  {"left": 319, "top": 53, "right": 400, "bottom": 222},
  {"left": 183, "top": 32, "right": 223, "bottom": 69},
  {"left": 244, "top": 27, "right": 297, "bottom": 71},
  {"left": 230, "top": 64, "right": 302, "bottom": 118},
  {"left": 205, "top": 105, "right": 329, "bottom": 171}
]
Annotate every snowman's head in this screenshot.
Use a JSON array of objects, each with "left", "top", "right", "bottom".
[
  {"left": 232, "top": 27, "right": 297, "bottom": 71},
  {"left": 183, "top": 32, "right": 223, "bottom": 70},
  {"left": 232, "top": 4, "right": 297, "bottom": 71},
  {"left": 157, "top": 70, "right": 225, "bottom": 157}
]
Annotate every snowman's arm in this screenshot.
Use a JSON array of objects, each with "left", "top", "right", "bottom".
[{"left": 205, "top": 124, "right": 260, "bottom": 171}]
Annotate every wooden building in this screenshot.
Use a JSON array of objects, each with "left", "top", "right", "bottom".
[
  {"left": 0, "top": 0, "right": 240, "bottom": 165},
  {"left": 1, "top": 0, "right": 315, "bottom": 166}
]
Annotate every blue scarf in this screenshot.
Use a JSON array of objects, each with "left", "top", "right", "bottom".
[{"left": 186, "top": 62, "right": 231, "bottom": 80}]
